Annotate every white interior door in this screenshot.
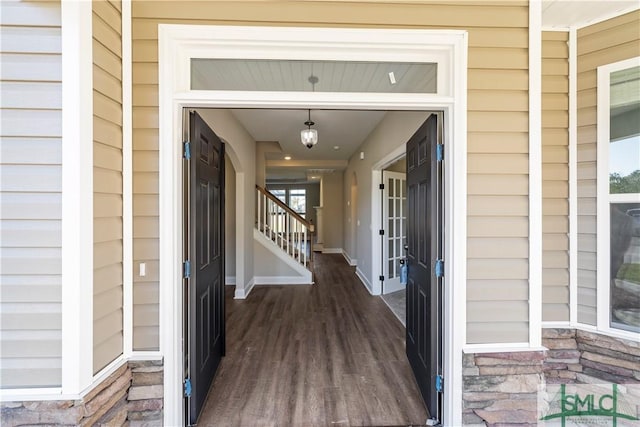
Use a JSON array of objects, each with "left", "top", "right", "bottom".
[{"left": 383, "top": 171, "right": 407, "bottom": 294}]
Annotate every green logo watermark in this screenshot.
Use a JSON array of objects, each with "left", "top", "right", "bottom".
[{"left": 539, "top": 383, "right": 640, "bottom": 426}]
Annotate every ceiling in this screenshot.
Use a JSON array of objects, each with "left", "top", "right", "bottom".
[
  {"left": 542, "top": 0, "right": 639, "bottom": 28},
  {"left": 210, "top": 2, "right": 639, "bottom": 182}
]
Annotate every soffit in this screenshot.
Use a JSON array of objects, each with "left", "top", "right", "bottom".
[{"left": 542, "top": 0, "right": 639, "bottom": 29}]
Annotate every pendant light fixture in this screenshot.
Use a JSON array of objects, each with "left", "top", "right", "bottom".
[
  {"left": 301, "top": 74, "right": 319, "bottom": 149},
  {"left": 301, "top": 109, "right": 318, "bottom": 149}
]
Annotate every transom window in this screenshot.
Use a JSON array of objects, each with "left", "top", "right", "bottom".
[{"left": 191, "top": 59, "right": 437, "bottom": 93}]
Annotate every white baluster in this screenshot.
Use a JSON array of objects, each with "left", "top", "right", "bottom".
[{"left": 303, "top": 225, "right": 307, "bottom": 267}]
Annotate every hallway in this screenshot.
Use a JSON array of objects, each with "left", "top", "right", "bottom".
[{"left": 197, "top": 254, "right": 428, "bottom": 426}]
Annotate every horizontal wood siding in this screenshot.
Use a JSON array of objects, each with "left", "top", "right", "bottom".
[
  {"left": 93, "top": 0, "right": 123, "bottom": 373},
  {"left": 131, "top": 0, "right": 530, "bottom": 345},
  {"left": 541, "top": 31, "right": 570, "bottom": 322},
  {"left": 576, "top": 10, "right": 640, "bottom": 325},
  {"left": 0, "top": 1, "right": 62, "bottom": 388}
]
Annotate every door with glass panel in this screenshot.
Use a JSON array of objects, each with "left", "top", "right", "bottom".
[{"left": 383, "top": 171, "right": 407, "bottom": 294}]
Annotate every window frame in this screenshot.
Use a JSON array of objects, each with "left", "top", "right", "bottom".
[
  {"left": 595, "top": 56, "right": 640, "bottom": 340},
  {"left": 288, "top": 188, "right": 307, "bottom": 217},
  {"left": 267, "top": 187, "right": 307, "bottom": 215}
]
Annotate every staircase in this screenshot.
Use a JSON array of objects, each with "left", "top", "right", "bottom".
[{"left": 255, "top": 185, "right": 315, "bottom": 278}]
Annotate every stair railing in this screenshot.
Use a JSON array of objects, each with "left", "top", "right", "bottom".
[{"left": 255, "top": 185, "right": 314, "bottom": 272}]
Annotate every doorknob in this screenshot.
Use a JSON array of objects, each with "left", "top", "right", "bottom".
[{"left": 404, "top": 245, "right": 408, "bottom": 251}]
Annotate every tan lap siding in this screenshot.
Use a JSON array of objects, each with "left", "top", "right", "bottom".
[
  {"left": 576, "top": 10, "right": 640, "bottom": 325},
  {"left": 0, "top": 1, "right": 62, "bottom": 388},
  {"left": 131, "top": 0, "right": 530, "bottom": 346},
  {"left": 93, "top": 0, "right": 124, "bottom": 373},
  {"left": 541, "top": 31, "right": 570, "bottom": 322}
]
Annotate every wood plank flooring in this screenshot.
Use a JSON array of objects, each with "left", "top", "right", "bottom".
[{"left": 196, "top": 253, "right": 428, "bottom": 426}]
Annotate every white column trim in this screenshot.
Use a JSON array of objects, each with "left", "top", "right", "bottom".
[
  {"left": 448, "top": 32, "right": 468, "bottom": 427},
  {"left": 568, "top": 27, "right": 578, "bottom": 325},
  {"left": 122, "top": 0, "right": 133, "bottom": 358},
  {"left": 528, "top": 0, "right": 543, "bottom": 347},
  {"left": 60, "top": 0, "right": 94, "bottom": 395}
]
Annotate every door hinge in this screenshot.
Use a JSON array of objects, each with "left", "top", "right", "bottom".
[
  {"left": 184, "top": 377, "right": 192, "bottom": 398},
  {"left": 183, "top": 141, "right": 191, "bottom": 160},
  {"left": 379, "top": 229, "right": 385, "bottom": 236},
  {"left": 436, "top": 144, "right": 444, "bottom": 162},
  {"left": 435, "top": 374, "right": 444, "bottom": 393},
  {"left": 379, "top": 183, "right": 385, "bottom": 190},
  {"left": 435, "top": 259, "right": 444, "bottom": 278},
  {"left": 379, "top": 275, "right": 385, "bottom": 281},
  {"left": 183, "top": 260, "right": 191, "bottom": 279}
]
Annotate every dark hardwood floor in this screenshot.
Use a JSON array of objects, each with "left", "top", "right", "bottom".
[{"left": 196, "top": 253, "right": 428, "bottom": 426}]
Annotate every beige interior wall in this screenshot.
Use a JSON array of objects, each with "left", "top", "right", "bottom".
[
  {"left": 92, "top": 0, "right": 124, "bottom": 372},
  {"left": 131, "top": 0, "right": 530, "bottom": 345},
  {"left": 321, "top": 172, "right": 344, "bottom": 250},
  {"left": 253, "top": 239, "right": 305, "bottom": 278},
  {"left": 255, "top": 141, "right": 282, "bottom": 188},
  {"left": 225, "top": 156, "right": 236, "bottom": 283},
  {"left": 0, "top": 0, "right": 63, "bottom": 388},
  {"left": 344, "top": 111, "right": 431, "bottom": 286},
  {"left": 541, "top": 31, "right": 570, "bottom": 322},
  {"left": 576, "top": 10, "right": 640, "bottom": 325}
]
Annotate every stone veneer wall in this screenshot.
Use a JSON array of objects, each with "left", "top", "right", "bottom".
[
  {"left": 0, "top": 360, "right": 163, "bottom": 427},
  {"left": 462, "top": 351, "right": 545, "bottom": 426},
  {"left": 463, "top": 329, "right": 640, "bottom": 426},
  {"left": 543, "top": 328, "right": 640, "bottom": 385}
]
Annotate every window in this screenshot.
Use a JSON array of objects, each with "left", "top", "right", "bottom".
[
  {"left": 267, "top": 188, "right": 307, "bottom": 218},
  {"left": 191, "top": 59, "right": 437, "bottom": 93},
  {"left": 597, "top": 58, "right": 640, "bottom": 335},
  {"left": 271, "top": 189, "right": 286, "bottom": 204},
  {"left": 289, "top": 189, "right": 306, "bottom": 217}
]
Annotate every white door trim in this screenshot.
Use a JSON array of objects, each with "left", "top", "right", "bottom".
[{"left": 158, "top": 24, "right": 467, "bottom": 426}]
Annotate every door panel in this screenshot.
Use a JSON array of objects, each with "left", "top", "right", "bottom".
[
  {"left": 405, "top": 114, "right": 442, "bottom": 421},
  {"left": 383, "top": 171, "right": 407, "bottom": 294},
  {"left": 186, "top": 111, "right": 225, "bottom": 425}
]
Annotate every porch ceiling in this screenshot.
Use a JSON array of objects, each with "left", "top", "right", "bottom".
[{"left": 542, "top": 0, "right": 639, "bottom": 29}]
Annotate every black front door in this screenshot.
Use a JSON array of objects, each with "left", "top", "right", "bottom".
[
  {"left": 185, "top": 111, "right": 225, "bottom": 425},
  {"left": 405, "top": 114, "right": 442, "bottom": 421}
]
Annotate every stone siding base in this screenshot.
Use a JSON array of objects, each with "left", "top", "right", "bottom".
[
  {"left": 463, "top": 329, "right": 640, "bottom": 426},
  {"left": 542, "top": 328, "right": 640, "bottom": 385},
  {"left": 462, "top": 350, "right": 545, "bottom": 426},
  {"left": 1, "top": 360, "right": 163, "bottom": 427}
]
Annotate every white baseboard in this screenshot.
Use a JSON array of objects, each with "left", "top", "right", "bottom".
[
  {"left": 355, "top": 267, "right": 373, "bottom": 295},
  {"left": 322, "top": 247, "right": 343, "bottom": 254},
  {"left": 234, "top": 278, "right": 254, "bottom": 299},
  {"left": 253, "top": 276, "right": 313, "bottom": 285},
  {"left": 341, "top": 250, "right": 357, "bottom": 266},
  {"left": 381, "top": 297, "right": 406, "bottom": 327},
  {"left": 225, "top": 276, "right": 236, "bottom": 285}
]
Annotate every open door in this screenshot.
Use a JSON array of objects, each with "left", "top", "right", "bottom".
[
  {"left": 184, "top": 111, "right": 225, "bottom": 425},
  {"left": 383, "top": 171, "right": 407, "bottom": 294},
  {"left": 405, "top": 113, "right": 443, "bottom": 423}
]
